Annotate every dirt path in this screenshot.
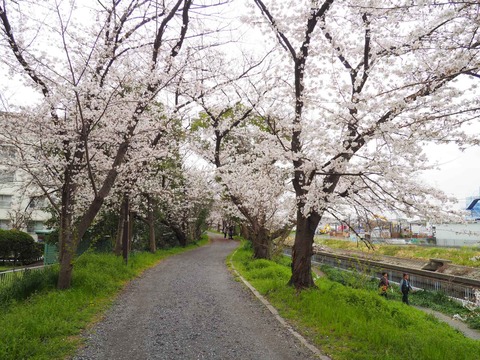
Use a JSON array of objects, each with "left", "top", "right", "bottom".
[
  {"left": 414, "top": 306, "right": 480, "bottom": 341},
  {"left": 73, "top": 236, "right": 317, "bottom": 360}
]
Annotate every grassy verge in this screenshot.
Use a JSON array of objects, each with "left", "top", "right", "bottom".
[
  {"left": 0, "top": 236, "right": 208, "bottom": 360},
  {"left": 312, "top": 237, "right": 480, "bottom": 267},
  {"left": 319, "top": 264, "right": 480, "bottom": 330},
  {"left": 230, "top": 242, "right": 480, "bottom": 360}
]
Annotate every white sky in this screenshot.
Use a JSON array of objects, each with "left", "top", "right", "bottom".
[{"left": 422, "top": 144, "right": 480, "bottom": 208}]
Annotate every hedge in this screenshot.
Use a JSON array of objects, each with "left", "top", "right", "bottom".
[{"left": 0, "top": 229, "right": 43, "bottom": 265}]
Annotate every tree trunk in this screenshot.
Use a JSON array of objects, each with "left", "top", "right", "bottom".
[
  {"left": 122, "top": 196, "right": 130, "bottom": 264},
  {"left": 57, "top": 181, "right": 76, "bottom": 289},
  {"left": 57, "top": 207, "right": 74, "bottom": 289},
  {"left": 128, "top": 210, "right": 134, "bottom": 252},
  {"left": 147, "top": 195, "right": 156, "bottom": 253},
  {"left": 57, "top": 243, "right": 75, "bottom": 289},
  {"left": 288, "top": 210, "right": 321, "bottom": 289},
  {"left": 177, "top": 231, "right": 187, "bottom": 247},
  {"left": 160, "top": 218, "right": 187, "bottom": 247},
  {"left": 252, "top": 228, "right": 271, "bottom": 259},
  {"left": 115, "top": 199, "right": 126, "bottom": 256},
  {"left": 172, "top": 224, "right": 187, "bottom": 247}
]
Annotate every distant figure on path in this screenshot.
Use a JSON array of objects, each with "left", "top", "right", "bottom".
[
  {"left": 223, "top": 226, "right": 227, "bottom": 239},
  {"left": 399, "top": 273, "right": 413, "bottom": 305},
  {"left": 228, "top": 226, "right": 234, "bottom": 239},
  {"left": 378, "top": 272, "right": 389, "bottom": 298}
]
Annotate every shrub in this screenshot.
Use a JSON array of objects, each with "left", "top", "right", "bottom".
[
  {"left": 0, "top": 230, "right": 42, "bottom": 265},
  {"left": 0, "top": 229, "right": 12, "bottom": 264}
]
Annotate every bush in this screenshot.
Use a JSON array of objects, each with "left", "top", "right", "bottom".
[
  {"left": 0, "top": 229, "right": 12, "bottom": 264},
  {"left": 0, "top": 230, "right": 42, "bottom": 265}
]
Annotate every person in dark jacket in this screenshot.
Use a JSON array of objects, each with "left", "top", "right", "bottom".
[
  {"left": 378, "top": 272, "right": 389, "bottom": 298},
  {"left": 399, "top": 273, "right": 413, "bottom": 305}
]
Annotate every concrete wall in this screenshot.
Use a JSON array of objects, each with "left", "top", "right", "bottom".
[{"left": 434, "top": 223, "right": 480, "bottom": 247}]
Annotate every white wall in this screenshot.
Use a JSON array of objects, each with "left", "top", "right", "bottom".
[{"left": 434, "top": 223, "right": 480, "bottom": 247}]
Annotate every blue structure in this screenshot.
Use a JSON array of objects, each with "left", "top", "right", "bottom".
[{"left": 466, "top": 195, "right": 480, "bottom": 220}]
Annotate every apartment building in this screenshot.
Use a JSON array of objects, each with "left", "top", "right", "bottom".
[{"left": 0, "top": 131, "right": 50, "bottom": 241}]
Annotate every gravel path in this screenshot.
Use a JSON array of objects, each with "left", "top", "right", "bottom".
[{"left": 73, "top": 236, "right": 318, "bottom": 360}]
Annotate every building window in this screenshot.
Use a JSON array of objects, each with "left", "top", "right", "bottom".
[
  {"left": 0, "top": 170, "right": 15, "bottom": 183},
  {"left": 27, "top": 221, "right": 45, "bottom": 233},
  {"left": 0, "top": 219, "right": 10, "bottom": 230},
  {"left": 0, "top": 195, "right": 12, "bottom": 209}
]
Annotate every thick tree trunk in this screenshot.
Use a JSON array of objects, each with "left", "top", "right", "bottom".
[
  {"left": 57, "top": 243, "right": 75, "bottom": 289},
  {"left": 57, "top": 183, "right": 76, "bottom": 289},
  {"left": 252, "top": 227, "right": 271, "bottom": 259},
  {"left": 288, "top": 210, "right": 321, "bottom": 289},
  {"left": 177, "top": 231, "right": 187, "bottom": 247},
  {"left": 162, "top": 219, "right": 187, "bottom": 247}
]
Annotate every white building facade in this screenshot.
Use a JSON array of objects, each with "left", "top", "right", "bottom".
[{"left": 0, "top": 145, "right": 50, "bottom": 241}]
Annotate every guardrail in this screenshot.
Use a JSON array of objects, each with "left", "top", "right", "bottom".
[
  {"left": 284, "top": 248, "right": 480, "bottom": 303},
  {"left": 0, "top": 265, "right": 45, "bottom": 288}
]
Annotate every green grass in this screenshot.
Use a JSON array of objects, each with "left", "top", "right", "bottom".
[
  {"left": 312, "top": 238, "right": 480, "bottom": 267},
  {"left": 0, "top": 236, "right": 208, "bottom": 360},
  {"left": 230, "top": 242, "right": 480, "bottom": 360},
  {"left": 0, "top": 265, "right": 59, "bottom": 305},
  {"left": 319, "top": 264, "right": 480, "bottom": 330}
]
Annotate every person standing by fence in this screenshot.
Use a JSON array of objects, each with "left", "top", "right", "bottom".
[
  {"left": 399, "top": 273, "right": 413, "bottom": 305},
  {"left": 378, "top": 272, "right": 389, "bottom": 298}
]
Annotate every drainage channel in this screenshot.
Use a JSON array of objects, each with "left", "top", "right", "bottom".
[{"left": 283, "top": 248, "right": 480, "bottom": 303}]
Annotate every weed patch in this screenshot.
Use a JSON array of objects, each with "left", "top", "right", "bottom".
[{"left": 0, "top": 266, "right": 58, "bottom": 307}]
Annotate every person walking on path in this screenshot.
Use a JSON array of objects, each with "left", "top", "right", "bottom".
[
  {"left": 399, "top": 273, "right": 413, "bottom": 305},
  {"left": 378, "top": 272, "right": 389, "bottom": 298}
]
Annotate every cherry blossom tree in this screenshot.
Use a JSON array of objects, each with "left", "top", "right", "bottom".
[
  {"left": 175, "top": 36, "right": 296, "bottom": 258},
  {"left": 191, "top": 100, "right": 296, "bottom": 258},
  {"left": 250, "top": 0, "right": 480, "bottom": 288},
  {"left": 112, "top": 156, "right": 213, "bottom": 253},
  {"left": 0, "top": 0, "right": 228, "bottom": 289}
]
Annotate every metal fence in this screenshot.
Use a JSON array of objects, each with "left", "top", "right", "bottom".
[
  {"left": 0, "top": 265, "right": 46, "bottom": 288},
  {"left": 284, "top": 248, "right": 480, "bottom": 303}
]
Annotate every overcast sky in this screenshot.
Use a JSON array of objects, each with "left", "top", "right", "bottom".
[{"left": 422, "top": 144, "right": 480, "bottom": 209}]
